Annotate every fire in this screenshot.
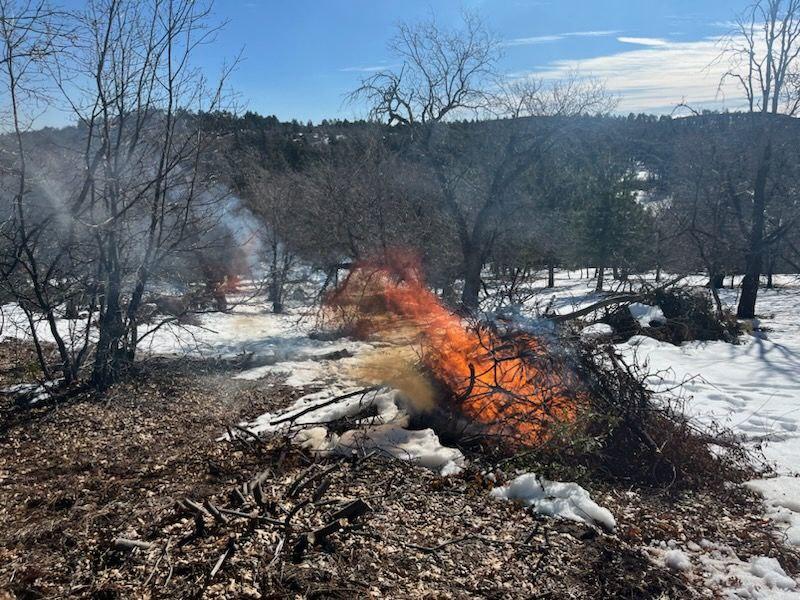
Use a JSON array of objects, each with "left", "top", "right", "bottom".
[{"left": 327, "top": 252, "right": 577, "bottom": 446}]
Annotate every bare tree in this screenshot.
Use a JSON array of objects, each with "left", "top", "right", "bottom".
[
  {"left": 351, "top": 14, "right": 614, "bottom": 309},
  {"left": 350, "top": 12, "right": 498, "bottom": 126},
  {"left": 0, "top": 0, "right": 79, "bottom": 382},
  {"left": 722, "top": 0, "right": 800, "bottom": 317},
  {"left": 0, "top": 0, "right": 237, "bottom": 390}
]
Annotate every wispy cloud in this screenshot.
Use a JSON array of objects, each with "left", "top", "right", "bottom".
[
  {"left": 567, "top": 30, "right": 621, "bottom": 37},
  {"left": 504, "top": 29, "right": 620, "bottom": 47},
  {"left": 339, "top": 65, "right": 395, "bottom": 73},
  {"left": 504, "top": 35, "right": 563, "bottom": 46},
  {"left": 518, "top": 35, "right": 744, "bottom": 114},
  {"left": 617, "top": 36, "right": 669, "bottom": 46}
]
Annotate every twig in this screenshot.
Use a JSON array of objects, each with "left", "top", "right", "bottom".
[{"left": 208, "top": 537, "right": 236, "bottom": 581}]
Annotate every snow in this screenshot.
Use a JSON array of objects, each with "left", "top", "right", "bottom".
[
  {"left": 4, "top": 268, "right": 800, "bottom": 594},
  {"left": 628, "top": 302, "right": 666, "bottom": 327},
  {"left": 490, "top": 473, "right": 616, "bottom": 531},
  {"left": 239, "top": 387, "right": 465, "bottom": 477},
  {"left": 646, "top": 540, "right": 798, "bottom": 598},
  {"left": 614, "top": 277, "right": 800, "bottom": 550},
  {"left": 746, "top": 478, "right": 800, "bottom": 546},
  {"left": 664, "top": 549, "right": 692, "bottom": 571},
  {"left": 505, "top": 270, "right": 800, "bottom": 593},
  {"left": 0, "top": 380, "right": 60, "bottom": 405},
  {"left": 579, "top": 322, "right": 613, "bottom": 340}
]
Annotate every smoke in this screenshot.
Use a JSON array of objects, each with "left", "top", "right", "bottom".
[
  {"left": 349, "top": 346, "right": 436, "bottom": 414},
  {"left": 219, "top": 193, "right": 265, "bottom": 278}
]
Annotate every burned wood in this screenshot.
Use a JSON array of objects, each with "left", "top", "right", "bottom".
[
  {"left": 232, "top": 424, "right": 263, "bottom": 445},
  {"left": 217, "top": 507, "right": 284, "bottom": 526},
  {"left": 183, "top": 498, "right": 212, "bottom": 519},
  {"left": 287, "top": 460, "right": 343, "bottom": 499},
  {"left": 327, "top": 498, "right": 371, "bottom": 523},
  {"left": 230, "top": 487, "right": 248, "bottom": 507},
  {"left": 270, "top": 386, "right": 380, "bottom": 426},
  {"left": 311, "top": 477, "right": 331, "bottom": 502},
  {"left": 455, "top": 363, "right": 476, "bottom": 403},
  {"left": 292, "top": 498, "right": 372, "bottom": 561},
  {"left": 203, "top": 499, "right": 229, "bottom": 525}
]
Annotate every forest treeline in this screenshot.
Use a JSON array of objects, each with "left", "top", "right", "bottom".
[{"left": 197, "top": 109, "right": 800, "bottom": 309}]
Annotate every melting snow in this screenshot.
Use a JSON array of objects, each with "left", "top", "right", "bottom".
[
  {"left": 239, "top": 387, "right": 465, "bottom": 477},
  {"left": 579, "top": 322, "right": 613, "bottom": 340},
  {"left": 490, "top": 473, "right": 616, "bottom": 531}
]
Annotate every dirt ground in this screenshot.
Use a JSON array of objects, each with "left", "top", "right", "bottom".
[{"left": 0, "top": 341, "right": 797, "bottom": 599}]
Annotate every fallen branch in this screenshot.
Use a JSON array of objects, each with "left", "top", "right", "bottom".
[
  {"left": 551, "top": 294, "right": 642, "bottom": 323},
  {"left": 552, "top": 276, "right": 686, "bottom": 323},
  {"left": 270, "top": 386, "right": 380, "bottom": 426}
]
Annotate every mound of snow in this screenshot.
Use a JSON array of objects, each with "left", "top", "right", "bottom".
[
  {"left": 490, "top": 473, "right": 616, "bottom": 531},
  {"left": 628, "top": 302, "right": 666, "bottom": 327}
]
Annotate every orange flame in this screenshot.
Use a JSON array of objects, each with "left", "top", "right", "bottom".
[{"left": 326, "top": 252, "right": 576, "bottom": 445}]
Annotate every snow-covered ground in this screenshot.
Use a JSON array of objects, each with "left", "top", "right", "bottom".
[{"left": 613, "top": 277, "right": 800, "bottom": 552}]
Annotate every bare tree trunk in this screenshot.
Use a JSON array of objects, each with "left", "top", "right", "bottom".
[
  {"left": 766, "top": 250, "right": 775, "bottom": 289},
  {"left": 461, "top": 246, "right": 483, "bottom": 309},
  {"left": 737, "top": 138, "right": 771, "bottom": 319},
  {"left": 596, "top": 266, "right": 605, "bottom": 292},
  {"left": 708, "top": 271, "right": 725, "bottom": 289},
  {"left": 547, "top": 264, "right": 555, "bottom": 288}
]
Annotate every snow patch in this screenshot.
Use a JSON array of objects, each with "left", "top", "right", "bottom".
[
  {"left": 664, "top": 549, "right": 692, "bottom": 571},
  {"left": 490, "top": 473, "right": 616, "bottom": 530},
  {"left": 746, "top": 477, "right": 800, "bottom": 546},
  {"left": 646, "top": 541, "right": 799, "bottom": 599},
  {"left": 238, "top": 387, "right": 464, "bottom": 477},
  {"left": 628, "top": 302, "right": 666, "bottom": 327},
  {"left": 579, "top": 322, "right": 613, "bottom": 340}
]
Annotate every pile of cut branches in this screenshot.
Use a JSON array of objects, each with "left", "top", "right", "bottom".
[{"left": 598, "top": 286, "right": 740, "bottom": 345}]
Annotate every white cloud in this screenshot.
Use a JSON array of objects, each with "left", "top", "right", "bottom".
[
  {"left": 339, "top": 65, "right": 394, "bottom": 73},
  {"left": 567, "top": 30, "right": 621, "bottom": 37},
  {"left": 504, "top": 35, "right": 564, "bottom": 46},
  {"left": 504, "top": 30, "right": 619, "bottom": 47},
  {"left": 523, "top": 35, "right": 746, "bottom": 113},
  {"left": 617, "top": 36, "right": 669, "bottom": 46}
]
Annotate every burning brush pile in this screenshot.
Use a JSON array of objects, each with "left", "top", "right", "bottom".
[
  {"left": 248, "top": 252, "right": 749, "bottom": 491},
  {"left": 324, "top": 253, "right": 580, "bottom": 449},
  {"left": 310, "top": 253, "right": 746, "bottom": 490}
]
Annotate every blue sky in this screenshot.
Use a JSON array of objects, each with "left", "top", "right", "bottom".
[{"left": 53, "top": 0, "right": 753, "bottom": 124}]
